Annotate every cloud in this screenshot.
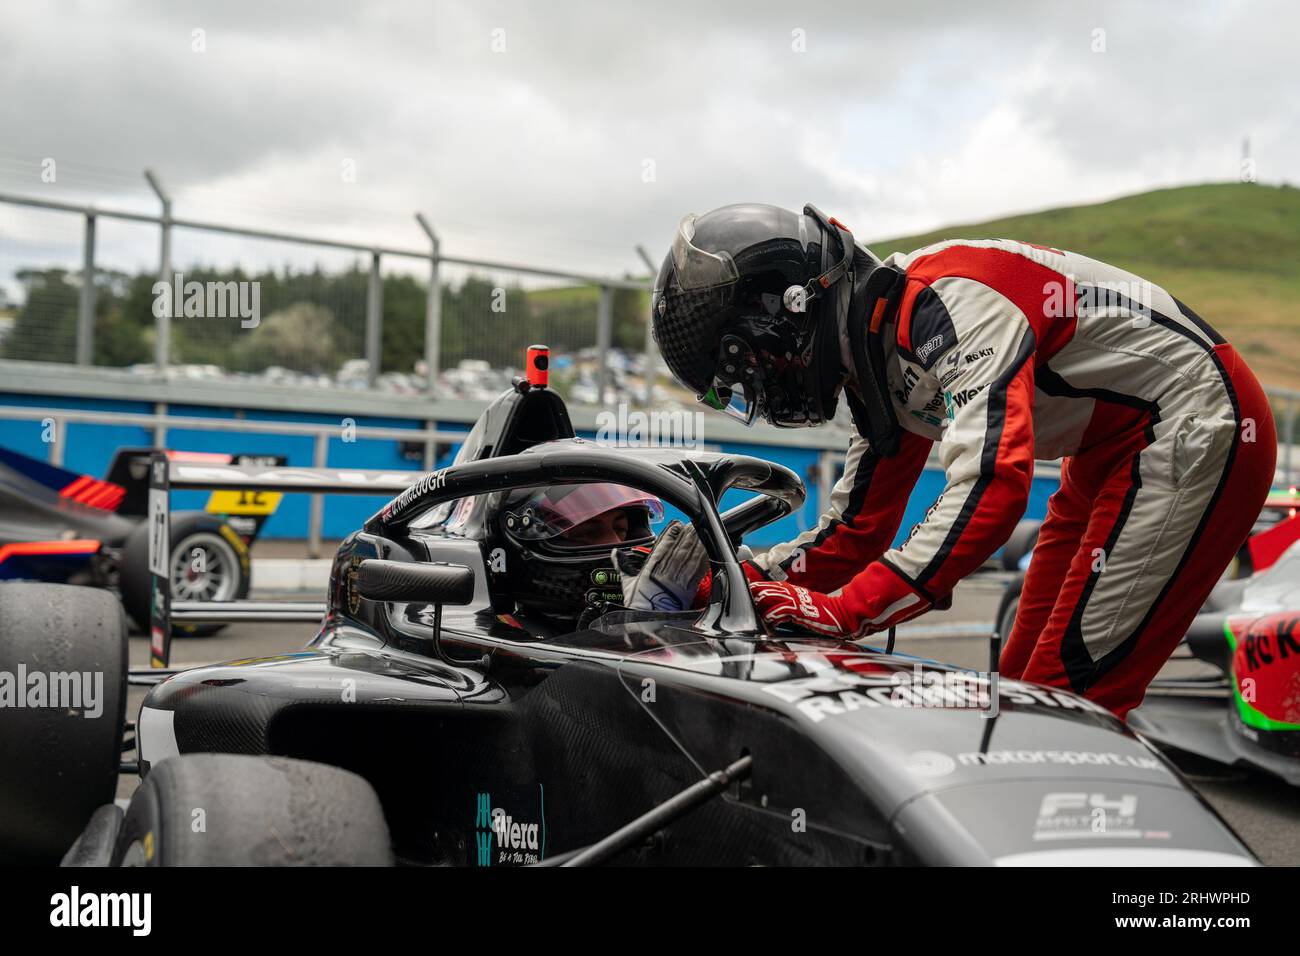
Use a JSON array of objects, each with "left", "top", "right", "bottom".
[{"left": 0, "top": 0, "right": 1295, "bottom": 278}]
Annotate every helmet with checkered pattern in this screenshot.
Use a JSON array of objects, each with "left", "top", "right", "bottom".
[{"left": 651, "top": 202, "right": 860, "bottom": 429}]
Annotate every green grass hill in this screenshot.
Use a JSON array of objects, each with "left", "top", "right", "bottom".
[{"left": 868, "top": 182, "right": 1300, "bottom": 390}]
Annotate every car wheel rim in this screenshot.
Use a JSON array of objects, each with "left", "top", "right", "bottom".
[{"left": 170, "top": 531, "right": 240, "bottom": 602}]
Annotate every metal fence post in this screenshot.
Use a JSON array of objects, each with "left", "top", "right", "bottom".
[
  {"left": 309, "top": 430, "right": 328, "bottom": 558},
  {"left": 47, "top": 416, "right": 65, "bottom": 466},
  {"left": 153, "top": 402, "right": 168, "bottom": 449},
  {"left": 415, "top": 214, "right": 442, "bottom": 395},
  {"left": 596, "top": 285, "right": 614, "bottom": 406},
  {"left": 366, "top": 250, "right": 383, "bottom": 388},
  {"left": 423, "top": 420, "right": 437, "bottom": 471},
  {"left": 144, "top": 170, "right": 172, "bottom": 374},
  {"left": 76, "top": 211, "right": 97, "bottom": 365}
]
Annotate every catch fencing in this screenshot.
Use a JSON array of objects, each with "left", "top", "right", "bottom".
[
  {"left": 4, "top": 182, "right": 1300, "bottom": 475},
  {"left": 0, "top": 180, "right": 656, "bottom": 408}
]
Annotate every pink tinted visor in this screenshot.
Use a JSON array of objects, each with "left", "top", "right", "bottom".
[{"left": 506, "top": 484, "right": 664, "bottom": 542}]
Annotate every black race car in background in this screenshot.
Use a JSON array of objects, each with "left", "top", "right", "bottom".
[
  {"left": 0, "top": 370, "right": 1264, "bottom": 867},
  {"left": 0, "top": 445, "right": 282, "bottom": 634}
]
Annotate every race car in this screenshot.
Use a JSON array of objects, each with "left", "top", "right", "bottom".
[
  {"left": 0, "top": 444, "right": 281, "bottom": 634},
  {"left": 994, "top": 531, "right": 1300, "bottom": 788},
  {"left": 0, "top": 360, "right": 1263, "bottom": 867},
  {"left": 1126, "top": 541, "right": 1300, "bottom": 788},
  {"left": 993, "top": 481, "right": 1300, "bottom": 641}
]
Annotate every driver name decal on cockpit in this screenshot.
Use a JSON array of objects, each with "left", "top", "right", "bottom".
[
  {"left": 383, "top": 468, "right": 449, "bottom": 522},
  {"left": 346, "top": 555, "right": 363, "bottom": 614}
]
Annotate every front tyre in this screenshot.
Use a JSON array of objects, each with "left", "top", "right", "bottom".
[
  {"left": 0, "top": 583, "right": 127, "bottom": 864},
  {"left": 999, "top": 519, "right": 1041, "bottom": 571},
  {"left": 995, "top": 572, "right": 1024, "bottom": 642},
  {"left": 113, "top": 754, "right": 392, "bottom": 866}
]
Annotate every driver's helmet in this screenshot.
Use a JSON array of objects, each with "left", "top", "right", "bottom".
[
  {"left": 650, "top": 202, "right": 860, "bottom": 429},
  {"left": 497, "top": 483, "right": 664, "bottom": 627},
  {"left": 1228, "top": 613, "right": 1300, "bottom": 754}
]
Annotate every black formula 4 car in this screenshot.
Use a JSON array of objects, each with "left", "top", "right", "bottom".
[
  {"left": 0, "top": 445, "right": 282, "bottom": 634},
  {"left": 0, "top": 378, "right": 1264, "bottom": 866}
]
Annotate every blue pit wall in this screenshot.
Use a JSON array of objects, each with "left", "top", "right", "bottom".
[{"left": 0, "top": 379, "right": 1059, "bottom": 552}]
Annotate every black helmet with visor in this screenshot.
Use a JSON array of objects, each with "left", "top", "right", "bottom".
[
  {"left": 497, "top": 483, "right": 663, "bottom": 627},
  {"left": 651, "top": 202, "right": 855, "bottom": 429}
]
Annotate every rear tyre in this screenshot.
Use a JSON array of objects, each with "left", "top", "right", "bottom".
[
  {"left": 995, "top": 572, "right": 1025, "bottom": 642},
  {"left": 113, "top": 754, "right": 392, "bottom": 866},
  {"left": 0, "top": 583, "right": 127, "bottom": 864},
  {"left": 1000, "top": 519, "right": 1042, "bottom": 571},
  {"left": 120, "top": 512, "right": 250, "bottom": 637}
]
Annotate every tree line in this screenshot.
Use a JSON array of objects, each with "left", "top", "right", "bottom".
[{"left": 3, "top": 265, "right": 650, "bottom": 374}]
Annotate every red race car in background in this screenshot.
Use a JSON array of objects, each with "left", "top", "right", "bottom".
[{"left": 994, "top": 491, "right": 1300, "bottom": 787}]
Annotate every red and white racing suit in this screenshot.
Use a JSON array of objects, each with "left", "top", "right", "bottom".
[{"left": 750, "top": 239, "right": 1275, "bottom": 717}]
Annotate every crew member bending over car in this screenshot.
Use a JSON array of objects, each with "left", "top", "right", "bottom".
[{"left": 639, "top": 202, "right": 1275, "bottom": 718}]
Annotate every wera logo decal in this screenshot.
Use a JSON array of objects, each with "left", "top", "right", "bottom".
[
  {"left": 943, "top": 384, "right": 987, "bottom": 420},
  {"left": 473, "top": 786, "right": 546, "bottom": 866},
  {"left": 474, "top": 792, "right": 493, "bottom": 866}
]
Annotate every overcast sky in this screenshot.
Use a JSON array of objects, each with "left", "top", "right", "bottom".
[{"left": 2, "top": 0, "right": 1297, "bottom": 282}]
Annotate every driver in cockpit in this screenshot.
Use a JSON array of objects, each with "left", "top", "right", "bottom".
[{"left": 494, "top": 483, "right": 668, "bottom": 633}]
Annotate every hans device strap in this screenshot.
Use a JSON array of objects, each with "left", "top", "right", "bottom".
[{"left": 785, "top": 204, "right": 855, "bottom": 311}]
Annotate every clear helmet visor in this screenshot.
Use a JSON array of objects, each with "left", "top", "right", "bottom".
[
  {"left": 504, "top": 483, "right": 665, "bottom": 544},
  {"left": 700, "top": 380, "right": 759, "bottom": 426},
  {"left": 669, "top": 214, "right": 741, "bottom": 292}
]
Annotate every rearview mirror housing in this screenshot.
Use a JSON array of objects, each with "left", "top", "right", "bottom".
[{"left": 355, "top": 559, "right": 475, "bottom": 606}]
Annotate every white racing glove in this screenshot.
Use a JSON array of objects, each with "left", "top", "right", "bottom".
[{"left": 614, "top": 519, "right": 708, "bottom": 611}]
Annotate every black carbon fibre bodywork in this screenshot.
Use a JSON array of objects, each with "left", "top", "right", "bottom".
[
  {"left": 136, "top": 383, "right": 1259, "bottom": 866},
  {"left": 139, "top": 618, "right": 1257, "bottom": 865}
]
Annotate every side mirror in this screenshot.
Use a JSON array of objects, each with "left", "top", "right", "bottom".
[
  {"left": 354, "top": 559, "right": 482, "bottom": 665},
  {"left": 355, "top": 560, "right": 475, "bottom": 606}
]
